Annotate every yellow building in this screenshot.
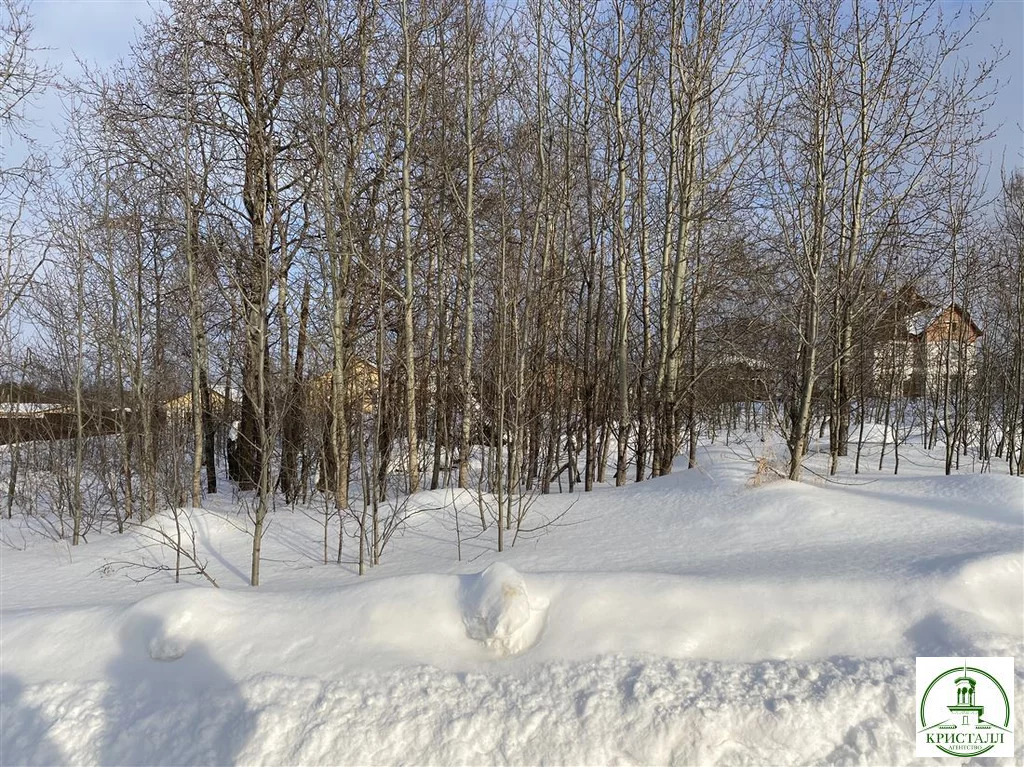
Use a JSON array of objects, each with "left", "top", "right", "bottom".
[
  {"left": 310, "top": 358, "right": 379, "bottom": 414},
  {"left": 162, "top": 387, "right": 236, "bottom": 418}
]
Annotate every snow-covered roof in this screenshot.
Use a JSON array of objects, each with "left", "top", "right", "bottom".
[
  {"left": 905, "top": 307, "right": 944, "bottom": 337},
  {"left": 708, "top": 354, "right": 771, "bottom": 370},
  {"left": 905, "top": 303, "right": 983, "bottom": 339},
  {"left": 0, "top": 402, "right": 70, "bottom": 417}
]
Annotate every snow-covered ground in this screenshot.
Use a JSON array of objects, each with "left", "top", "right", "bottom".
[{"left": 1, "top": 434, "right": 1021, "bottom": 765}]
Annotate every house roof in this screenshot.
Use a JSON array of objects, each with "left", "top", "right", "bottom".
[
  {"left": 707, "top": 353, "right": 771, "bottom": 371},
  {"left": 905, "top": 303, "right": 982, "bottom": 339},
  {"left": 0, "top": 402, "right": 70, "bottom": 418}
]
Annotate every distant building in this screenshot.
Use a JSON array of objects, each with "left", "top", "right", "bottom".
[
  {"left": 309, "top": 358, "right": 380, "bottom": 414},
  {"left": 0, "top": 401, "right": 117, "bottom": 445},
  {"left": 0, "top": 402, "right": 71, "bottom": 419},
  {"left": 163, "top": 386, "right": 238, "bottom": 417},
  {"left": 702, "top": 354, "right": 772, "bottom": 404},
  {"left": 873, "top": 293, "right": 982, "bottom": 398}
]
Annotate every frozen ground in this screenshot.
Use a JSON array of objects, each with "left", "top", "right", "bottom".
[{"left": 1, "top": 433, "right": 1021, "bottom": 765}]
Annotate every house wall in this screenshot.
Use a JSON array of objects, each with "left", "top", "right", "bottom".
[
  {"left": 922, "top": 339, "right": 978, "bottom": 396},
  {"left": 309, "top": 360, "right": 380, "bottom": 413},
  {"left": 874, "top": 305, "right": 981, "bottom": 398},
  {"left": 923, "top": 307, "right": 980, "bottom": 345},
  {"left": 872, "top": 340, "right": 916, "bottom": 389},
  {"left": 163, "top": 391, "right": 231, "bottom": 418}
]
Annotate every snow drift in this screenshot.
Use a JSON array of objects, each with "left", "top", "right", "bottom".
[
  {"left": 2, "top": 655, "right": 933, "bottom": 766},
  {"left": 2, "top": 440, "right": 1021, "bottom": 764}
]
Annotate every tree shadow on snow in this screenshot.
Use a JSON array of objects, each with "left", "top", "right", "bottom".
[
  {"left": 100, "top": 613, "right": 253, "bottom": 766},
  {"left": 837, "top": 483, "right": 1020, "bottom": 528},
  {"left": 0, "top": 673, "right": 67, "bottom": 766}
]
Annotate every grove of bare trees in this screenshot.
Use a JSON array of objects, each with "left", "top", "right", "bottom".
[{"left": 2, "top": 0, "right": 1021, "bottom": 584}]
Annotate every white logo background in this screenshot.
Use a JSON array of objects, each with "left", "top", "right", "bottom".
[{"left": 916, "top": 656, "right": 1014, "bottom": 758}]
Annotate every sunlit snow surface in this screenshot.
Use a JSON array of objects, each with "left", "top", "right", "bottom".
[{"left": 1, "top": 434, "right": 1021, "bottom": 765}]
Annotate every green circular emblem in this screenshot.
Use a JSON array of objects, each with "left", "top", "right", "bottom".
[{"left": 919, "top": 666, "right": 1011, "bottom": 757}]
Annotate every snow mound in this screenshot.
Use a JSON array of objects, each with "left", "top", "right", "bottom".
[
  {"left": 461, "top": 563, "right": 547, "bottom": 656},
  {"left": 120, "top": 589, "right": 236, "bottom": 664},
  {"left": 148, "top": 636, "right": 187, "bottom": 662}
]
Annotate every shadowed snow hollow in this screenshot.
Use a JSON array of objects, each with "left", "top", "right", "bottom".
[{"left": 461, "top": 563, "right": 548, "bottom": 656}]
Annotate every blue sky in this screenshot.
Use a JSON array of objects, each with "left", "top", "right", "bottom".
[
  {"left": 11, "top": 0, "right": 1024, "bottom": 173},
  {"left": 965, "top": 0, "right": 1024, "bottom": 173}
]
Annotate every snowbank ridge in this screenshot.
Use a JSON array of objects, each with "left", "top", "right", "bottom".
[{"left": 11, "top": 655, "right": 1011, "bottom": 765}]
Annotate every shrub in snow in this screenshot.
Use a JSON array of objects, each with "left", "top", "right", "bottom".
[
  {"left": 747, "top": 444, "right": 784, "bottom": 486},
  {"left": 461, "top": 563, "right": 545, "bottom": 656}
]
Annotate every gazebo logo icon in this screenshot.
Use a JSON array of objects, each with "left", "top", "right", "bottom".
[
  {"left": 947, "top": 662, "right": 983, "bottom": 727},
  {"left": 916, "top": 657, "right": 1014, "bottom": 758}
]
